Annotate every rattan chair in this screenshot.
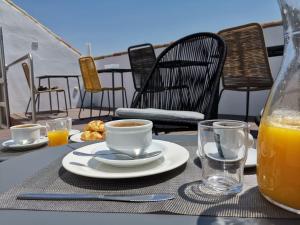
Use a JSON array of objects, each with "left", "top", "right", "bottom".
[
  {"left": 218, "top": 23, "right": 273, "bottom": 121},
  {"left": 78, "top": 56, "right": 127, "bottom": 119},
  {"left": 117, "top": 32, "right": 227, "bottom": 132},
  {"left": 22, "top": 63, "right": 68, "bottom": 116}
]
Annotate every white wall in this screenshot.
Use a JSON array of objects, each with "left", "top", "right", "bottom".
[{"left": 0, "top": 0, "right": 81, "bottom": 113}]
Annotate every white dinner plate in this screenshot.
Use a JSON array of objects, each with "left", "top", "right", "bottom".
[
  {"left": 62, "top": 140, "right": 190, "bottom": 179},
  {"left": 196, "top": 142, "right": 257, "bottom": 168},
  {"left": 91, "top": 142, "right": 164, "bottom": 167},
  {"left": 2, "top": 137, "right": 48, "bottom": 150}
]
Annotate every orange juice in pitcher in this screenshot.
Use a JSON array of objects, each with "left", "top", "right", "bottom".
[
  {"left": 258, "top": 0, "right": 300, "bottom": 214},
  {"left": 258, "top": 110, "right": 300, "bottom": 211}
]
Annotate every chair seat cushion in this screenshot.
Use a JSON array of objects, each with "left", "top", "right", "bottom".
[{"left": 116, "top": 108, "right": 204, "bottom": 122}]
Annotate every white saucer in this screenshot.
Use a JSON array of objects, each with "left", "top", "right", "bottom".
[
  {"left": 69, "top": 129, "right": 80, "bottom": 137},
  {"left": 197, "top": 142, "right": 257, "bottom": 168},
  {"left": 91, "top": 142, "right": 164, "bottom": 167},
  {"left": 2, "top": 137, "right": 48, "bottom": 150},
  {"left": 62, "top": 140, "right": 189, "bottom": 179}
]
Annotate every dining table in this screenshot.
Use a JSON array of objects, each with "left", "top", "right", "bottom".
[
  {"left": 0, "top": 134, "right": 299, "bottom": 225},
  {"left": 37, "top": 75, "right": 83, "bottom": 109},
  {"left": 97, "top": 68, "right": 131, "bottom": 116}
]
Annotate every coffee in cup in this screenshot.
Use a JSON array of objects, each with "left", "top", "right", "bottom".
[{"left": 105, "top": 119, "right": 153, "bottom": 156}]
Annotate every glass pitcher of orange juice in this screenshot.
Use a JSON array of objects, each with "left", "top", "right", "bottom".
[
  {"left": 46, "top": 118, "right": 69, "bottom": 147},
  {"left": 257, "top": 0, "right": 300, "bottom": 214}
]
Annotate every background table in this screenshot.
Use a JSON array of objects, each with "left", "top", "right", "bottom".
[
  {"left": 97, "top": 69, "right": 131, "bottom": 116},
  {"left": 37, "top": 75, "right": 83, "bottom": 110},
  {"left": 0, "top": 135, "right": 298, "bottom": 225}
]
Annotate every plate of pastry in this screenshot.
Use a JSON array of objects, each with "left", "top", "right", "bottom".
[{"left": 70, "top": 120, "right": 105, "bottom": 143}]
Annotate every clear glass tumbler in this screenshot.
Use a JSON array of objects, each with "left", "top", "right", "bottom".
[
  {"left": 198, "top": 120, "right": 249, "bottom": 195},
  {"left": 46, "top": 118, "right": 69, "bottom": 147}
]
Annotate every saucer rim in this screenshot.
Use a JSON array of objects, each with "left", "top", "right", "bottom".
[
  {"left": 91, "top": 141, "right": 165, "bottom": 167},
  {"left": 2, "top": 136, "right": 48, "bottom": 149}
]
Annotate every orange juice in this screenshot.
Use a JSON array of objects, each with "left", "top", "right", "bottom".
[
  {"left": 47, "top": 130, "right": 69, "bottom": 147},
  {"left": 257, "top": 112, "right": 300, "bottom": 210}
]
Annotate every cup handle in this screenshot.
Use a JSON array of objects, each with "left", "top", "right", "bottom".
[
  {"left": 238, "top": 130, "right": 254, "bottom": 148},
  {"left": 37, "top": 125, "right": 47, "bottom": 136}
]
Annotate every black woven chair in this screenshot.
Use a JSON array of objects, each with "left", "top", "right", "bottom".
[
  {"left": 128, "top": 43, "right": 157, "bottom": 103},
  {"left": 117, "top": 32, "right": 227, "bottom": 132}
]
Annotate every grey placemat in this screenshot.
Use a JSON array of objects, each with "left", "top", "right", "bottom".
[{"left": 0, "top": 145, "right": 299, "bottom": 219}]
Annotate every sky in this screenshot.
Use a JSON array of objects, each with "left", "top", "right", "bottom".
[{"left": 13, "top": 0, "right": 281, "bottom": 56}]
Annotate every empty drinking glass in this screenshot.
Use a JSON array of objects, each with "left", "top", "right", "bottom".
[{"left": 197, "top": 120, "right": 249, "bottom": 195}]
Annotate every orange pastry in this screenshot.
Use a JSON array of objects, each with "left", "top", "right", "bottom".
[
  {"left": 84, "top": 120, "right": 105, "bottom": 132},
  {"left": 80, "top": 131, "right": 105, "bottom": 141}
]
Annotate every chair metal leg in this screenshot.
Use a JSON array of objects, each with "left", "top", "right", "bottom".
[
  {"left": 218, "top": 88, "right": 225, "bottom": 103},
  {"left": 36, "top": 94, "right": 40, "bottom": 113},
  {"left": 90, "top": 92, "right": 93, "bottom": 118},
  {"left": 25, "top": 97, "right": 31, "bottom": 115},
  {"left": 245, "top": 89, "right": 250, "bottom": 122},
  {"left": 56, "top": 91, "right": 60, "bottom": 112},
  {"left": 99, "top": 91, "right": 104, "bottom": 117},
  {"left": 78, "top": 91, "right": 86, "bottom": 119},
  {"left": 124, "top": 89, "right": 129, "bottom": 108},
  {"left": 122, "top": 89, "right": 125, "bottom": 108},
  {"left": 63, "top": 91, "right": 68, "bottom": 116},
  {"left": 107, "top": 91, "right": 111, "bottom": 115},
  {"left": 131, "top": 90, "right": 137, "bottom": 107}
]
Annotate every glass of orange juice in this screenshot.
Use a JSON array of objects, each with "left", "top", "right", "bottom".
[{"left": 46, "top": 118, "right": 69, "bottom": 147}]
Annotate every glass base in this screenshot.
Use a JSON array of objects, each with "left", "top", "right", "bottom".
[
  {"left": 262, "top": 193, "right": 300, "bottom": 214},
  {"left": 201, "top": 176, "right": 242, "bottom": 195}
]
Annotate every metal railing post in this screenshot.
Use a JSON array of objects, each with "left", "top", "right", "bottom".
[
  {"left": 29, "top": 54, "right": 36, "bottom": 123},
  {"left": 0, "top": 27, "right": 10, "bottom": 128}
]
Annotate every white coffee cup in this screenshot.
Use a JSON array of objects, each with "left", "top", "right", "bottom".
[
  {"left": 105, "top": 119, "right": 153, "bottom": 156},
  {"left": 10, "top": 124, "right": 45, "bottom": 145},
  {"left": 213, "top": 121, "right": 254, "bottom": 159}
]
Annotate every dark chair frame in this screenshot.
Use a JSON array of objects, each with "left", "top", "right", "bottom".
[
  {"left": 129, "top": 32, "right": 227, "bottom": 132},
  {"left": 128, "top": 43, "right": 157, "bottom": 104}
]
